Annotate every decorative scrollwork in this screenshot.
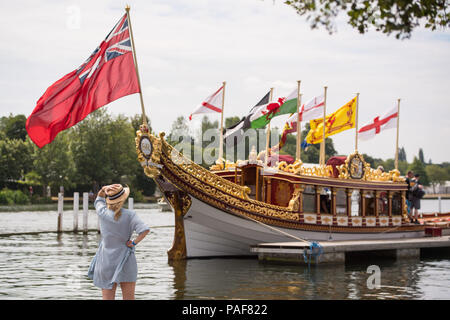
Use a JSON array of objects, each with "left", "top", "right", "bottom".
[
  {"left": 135, "top": 125, "right": 163, "bottom": 178},
  {"left": 209, "top": 159, "right": 237, "bottom": 171},
  {"left": 277, "top": 160, "right": 333, "bottom": 178},
  {"left": 166, "top": 191, "right": 192, "bottom": 261},
  {"left": 158, "top": 140, "right": 299, "bottom": 221}
]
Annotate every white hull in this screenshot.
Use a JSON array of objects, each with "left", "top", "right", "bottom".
[{"left": 184, "top": 197, "right": 424, "bottom": 258}]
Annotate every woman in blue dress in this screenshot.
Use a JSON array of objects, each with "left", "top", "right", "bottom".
[{"left": 88, "top": 184, "right": 150, "bottom": 300}]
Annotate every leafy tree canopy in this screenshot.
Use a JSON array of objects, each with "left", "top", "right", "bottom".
[
  {"left": 0, "top": 114, "right": 27, "bottom": 141},
  {"left": 408, "top": 156, "right": 430, "bottom": 186},
  {"left": 426, "top": 164, "right": 448, "bottom": 192},
  {"left": 284, "top": 0, "right": 449, "bottom": 39}
]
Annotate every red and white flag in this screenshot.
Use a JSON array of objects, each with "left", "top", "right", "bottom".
[
  {"left": 286, "top": 94, "right": 325, "bottom": 125},
  {"left": 358, "top": 106, "right": 398, "bottom": 141},
  {"left": 189, "top": 85, "right": 224, "bottom": 120},
  {"left": 26, "top": 14, "right": 140, "bottom": 148}
]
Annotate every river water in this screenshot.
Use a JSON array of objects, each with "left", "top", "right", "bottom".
[{"left": 0, "top": 200, "right": 449, "bottom": 300}]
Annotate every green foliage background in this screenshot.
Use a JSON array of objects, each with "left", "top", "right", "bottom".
[{"left": 0, "top": 110, "right": 156, "bottom": 202}]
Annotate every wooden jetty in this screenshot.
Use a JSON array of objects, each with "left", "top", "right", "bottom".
[{"left": 250, "top": 236, "right": 450, "bottom": 265}]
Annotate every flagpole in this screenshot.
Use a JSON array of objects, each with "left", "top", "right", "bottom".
[
  {"left": 219, "top": 81, "right": 226, "bottom": 162},
  {"left": 295, "top": 80, "right": 302, "bottom": 161},
  {"left": 265, "top": 88, "right": 274, "bottom": 166},
  {"left": 355, "top": 92, "right": 360, "bottom": 152},
  {"left": 125, "top": 5, "right": 148, "bottom": 127},
  {"left": 320, "top": 86, "right": 328, "bottom": 166},
  {"left": 395, "top": 98, "right": 401, "bottom": 170}
]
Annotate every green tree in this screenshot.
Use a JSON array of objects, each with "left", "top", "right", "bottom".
[
  {"left": 443, "top": 162, "right": 450, "bottom": 179},
  {"left": 397, "top": 160, "right": 409, "bottom": 175},
  {"left": 398, "top": 147, "right": 407, "bottom": 162},
  {"left": 284, "top": 0, "right": 449, "bottom": 39},
  {"left": 168, "top": 116, "right": 191, "bottom": 145},
  {"left": 408, "top": 156, "right": 429, "bottom": 186},
  {"left": 0, "top": 137, "right": 34, "bottom": 187},
  {"left": 426, "top": 164, "right": 447, "bottom": 193},
  {"left": 33, "top": 131, "right": 75, "bottom": 194},
  {"left": 362, "top": 154, "right": 383, "bottom": 169},
  {"left": 418, "top": 148, "right": 425, "bottom": 164},
  {"left": 130, "top": 114, "right": 151, "bottom": 134},
  {"left": 225, "top": 116, "right": 241, "bottom": 129},
  {"left": 70, "top": 109, "right": 137, "bottom": 192},
  {"left": 286, "top": 123, "right": 337, "bottom": 163},
  {"left": 199, "top": 115, "right": 219, "bottom": 148},
  {"left": 0, "top": 114, "right": 27, "bottom": 141}
]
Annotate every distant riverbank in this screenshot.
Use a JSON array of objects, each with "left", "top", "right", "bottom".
[
  {"left": 0, "top": 202, "right": 158, "bottom": 212},
  {"left": 424, "top": 193, "right": 450, "bottom": 199}
]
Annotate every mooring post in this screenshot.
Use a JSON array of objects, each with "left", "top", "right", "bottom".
[
  {"left": 73, "top": 192, "right": 79, "bottom": 232},
  {"left": 438, "top": 196, "right": 442, "bottom": 215},
  {"left": 97, "top": 215, "right": 100, "bottom": 234},
  {"left": 57, "top": 193, "right": 63, "bottom": 233},
  {"left": 128, "top": 197, "right": 134, "bottom": 210},
  {"left": 83, "top": 192, "right": 89, "bottom": 234}
]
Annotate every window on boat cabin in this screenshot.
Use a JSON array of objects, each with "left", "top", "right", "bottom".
[
  {"left": 392, "top": 192, "right": 402, "bottom": 215},
  {"left": 351, "top": 189, "right": 360, "bottom": 216},
  {"left": 336, "top": 189, "right": 347, "bottom": 215},
  {"left": 319, "top": 187, "right": 331, "bottom": 214},
  {"left": 302, "top": 185, "right": 316, "bottom": 213},
  {"left": 364, "top": 191, "right": 376, "bottom": 216},
  {"left": 377, "top": 191, "right": 389, "bottom": 216}
]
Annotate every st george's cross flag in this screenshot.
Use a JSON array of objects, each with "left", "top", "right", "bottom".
[
  {"left": 271, "top": 94, "right": 325, "bottom": 152},
  {"left": 26, "top": 14, "right": 140, "bottom": 148},
  {"left": 287, "top": 94, "right": 325, "bottom": 124},
  {"left": 358, "top": 106, "right": 398, "bottom": 141},
  {"left": 189, "top": 85, "right": 224, "bottom": 120}
]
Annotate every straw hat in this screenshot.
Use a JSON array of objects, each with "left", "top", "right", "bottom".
[{"left": 105, "top": 184, "right": 130, "bottom": 205}]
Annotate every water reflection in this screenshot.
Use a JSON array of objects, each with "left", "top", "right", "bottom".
[
  {"left": 169, "top": 260, "right": 187, "bottom": 299},
  {"left": 167, "top": 254, "right": 450, "bottom": 300},
  {"left": 0, "top": 208, "right": 449, "bottom": 299}
]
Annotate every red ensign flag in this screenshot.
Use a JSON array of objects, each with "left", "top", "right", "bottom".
[{"left": 26, "top": 14, "right": 140, "bottom": 148}]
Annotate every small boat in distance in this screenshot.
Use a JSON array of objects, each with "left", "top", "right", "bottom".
[{"left": 157, "top": 197, "right": 172, "bottom": 212}]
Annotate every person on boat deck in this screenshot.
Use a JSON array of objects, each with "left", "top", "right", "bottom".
[
  {"left": 405, "top": 171, "right": 414, "bottom": 219},
  {"left": 88, "top": 184, "right": 150, "bottom": 300},
  {"left": 410, "top": 174, "right": 423, "bottom": 225},
  {"left": 320, "top": 188, "right": 331, "bottom": 213}
]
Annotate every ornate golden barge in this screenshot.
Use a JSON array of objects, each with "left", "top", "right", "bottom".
[{"left": 135, "top": 124, "right": 444, "bottom": 259}]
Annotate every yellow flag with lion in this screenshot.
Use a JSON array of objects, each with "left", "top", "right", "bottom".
[{"left": 305, "top": 97, "right": 357, "bottom": 144}]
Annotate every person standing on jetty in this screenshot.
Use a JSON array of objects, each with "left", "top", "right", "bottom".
[
  {"left": 405, "top": 171, "right": 414, "bottom": 220},
  {"left": 88, "top": 184, "right": 150, "bottom": 300},
  {"left": 410, "top": 174, "right": 424, "bottom": 225}
]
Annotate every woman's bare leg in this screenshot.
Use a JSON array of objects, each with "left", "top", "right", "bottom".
[
  {"left": 120, "top": 282, "right": 136, "bottom": 300},
  {"left": 102, "top": 283, "right": 117, "bottom": 300}
]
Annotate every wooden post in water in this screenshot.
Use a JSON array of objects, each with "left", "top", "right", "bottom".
[
  {"left": 128, "top": 197, "right": 134, "bottom": 210},
  {"left": 73, "top": 192, "right": 79, "bottom": 232},
  {"left": 57, "top": 193, "right": 63, "bottom": 233},
  {"left": 83, "top": 192, "right": 89, "bottom": 234},
  {"left": 97, "top": 212, "right": 101, "bottom": 234},
  {"left": 438, "top": 196, "right": 441, "bottom": 215}
]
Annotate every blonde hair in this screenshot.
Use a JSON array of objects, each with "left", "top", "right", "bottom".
[{"left": 107, "top": 201, "right": 125, "bottom": 221}]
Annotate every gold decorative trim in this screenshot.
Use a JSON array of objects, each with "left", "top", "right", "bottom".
[
  {"left": 337, "top": 151, "right": 405, "bottom": 183},
  {"left": 135, "top": 126, "right": 164, "bottom": 178},
  {"left": 167, "top": 191, "right": 192, "bottom": 261},
  {"left": 136, "top": 132, "right": 422, "bottom": 234}
]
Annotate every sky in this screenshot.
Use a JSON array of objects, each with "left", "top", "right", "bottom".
[{"left": 1, "top": 0, "right": 449, "bottom": 163}]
